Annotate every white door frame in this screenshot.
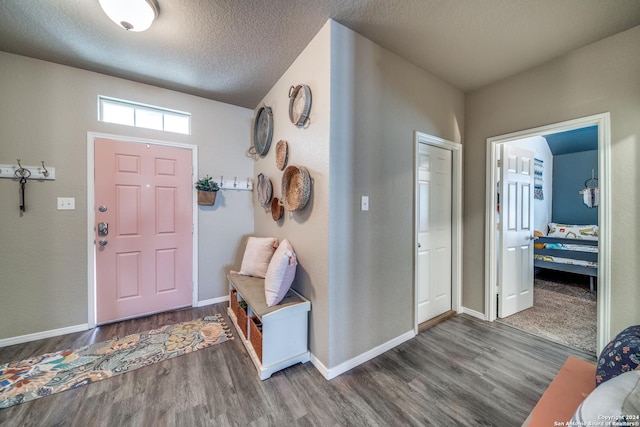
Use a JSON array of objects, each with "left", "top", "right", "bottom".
[
  {"left": 86, "top": 132, "right": 199, "bottom": 329},
  {"left": 484, "top": 113, "right": 611, "bottom": 351},
  {"left": 414, "top": 131, "right": 463, "bottom": 333}
]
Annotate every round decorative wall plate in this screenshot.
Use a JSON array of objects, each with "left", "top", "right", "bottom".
[
  {"left": 288, "top": 84, "right": 312, "bottom": 128},
  {"left": 253, "top": 106, "right": 273, "bottom": 157},
  {"left": 256, "top": 173, "right": 272, "bottom": 207}
]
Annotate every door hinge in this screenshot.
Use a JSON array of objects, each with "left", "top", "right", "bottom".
[{"left": 497, "top": 159, "right": 502, "bottom": 168}]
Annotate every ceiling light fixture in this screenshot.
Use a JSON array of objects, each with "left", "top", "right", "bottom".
[{"left": 98, "top": 0, "right": 159, "bottom": 32}]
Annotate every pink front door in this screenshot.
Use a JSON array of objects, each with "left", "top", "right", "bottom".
[{"left": 95, "top": 138, "right": 193, "bottom": 324}]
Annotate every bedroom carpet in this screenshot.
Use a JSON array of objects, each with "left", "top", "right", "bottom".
[
  {"left": 0, "top": 315, "right": 232, "bottom": 409},
  {"left": 500, "top": 272, "right": 597, "bottom": 354}
]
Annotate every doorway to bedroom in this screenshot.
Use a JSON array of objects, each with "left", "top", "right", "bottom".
[{"left": 485, "top": 113, "right": 611, "bottom": 356}]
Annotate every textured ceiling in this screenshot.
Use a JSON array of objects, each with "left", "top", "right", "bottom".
[{"left": 0, "top": 0, "right": 639, "bottom": 108}]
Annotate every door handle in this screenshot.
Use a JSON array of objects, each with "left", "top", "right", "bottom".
[
  {"left": 98, "top": 222, "right": 108, "bottom": 236},
  {"left": 418, "top": 243, "right": 422, "bottom": 248},
  {"left": 98, "top": 239, "right": 108, "bottom": 246}
]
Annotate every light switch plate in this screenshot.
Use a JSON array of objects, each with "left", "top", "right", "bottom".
[
  {"left": 361, "top": 196, "right": 369, "bottom": 211},
  {"left": 57, "top": 197, "right": 75, "bottom": 210}
]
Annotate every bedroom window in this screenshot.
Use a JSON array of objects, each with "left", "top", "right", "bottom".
[{"left": 98, "top": 96, "right": 191, "bottom": 135}]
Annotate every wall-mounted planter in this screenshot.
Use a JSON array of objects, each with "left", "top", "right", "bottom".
[
  {"left": 195, "top": 174, "right": 220, "bottom": 206},
  {"left": 197, "top": 190, "right": 217, "bottom": 206}
]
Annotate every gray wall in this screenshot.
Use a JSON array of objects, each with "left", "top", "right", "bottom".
[
  {"left": 552, "top": 150, "right": 598, "bottom": 225},
  {"left": 464, "top": 25, "right": 640, "bottom": 335},
  {"left": 328, "top": 22, "right": 464, "bottom": 367},
  {"left": 0, "top": 52, "right": 254, "bottom": 340}
]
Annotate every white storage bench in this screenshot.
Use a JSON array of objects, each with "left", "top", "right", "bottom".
[{"left": 227, "top": 274, "right": 311, "bottom": 380}]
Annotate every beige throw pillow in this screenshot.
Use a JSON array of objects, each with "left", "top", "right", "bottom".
[{"left": 239, "top": 237, "right": 279, "bottom": 278}]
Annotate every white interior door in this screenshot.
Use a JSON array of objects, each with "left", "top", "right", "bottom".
[
  {"left": 417, "top": 143, "right": 452, "bottom": 323},
  {"left": 498, "top": 144, "right": 534, "bottom": 318}
]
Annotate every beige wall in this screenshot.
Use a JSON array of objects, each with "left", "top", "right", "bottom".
[
  {"left": 252, "top": 22, "right": 332, "bottom": 363},
  {"left": 464, "top": 26, "right": 640, "bottom": 335},
  {"left": 328, "top": 21, "right": 464, "bottom": 367},
  {"left": 252, "top": 20, "right": 464, "bottom": 370},
  {"left": 4, "top": 15, "right": 634, "bottom": 368},
  {"left": 0, "top": 52, "right": 254, "bottom": 340}
]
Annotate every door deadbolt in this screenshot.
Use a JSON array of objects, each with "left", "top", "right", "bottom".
[{"left": 98, "top": 222, "right": 108, "bottom": 236}]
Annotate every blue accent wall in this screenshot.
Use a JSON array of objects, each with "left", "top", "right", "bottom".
[
  {"left": 544, "top": 125, "right": 598, "bottom": 155},
  {"left": 552, "top": 150, "right": 598, "bottom": 225}
]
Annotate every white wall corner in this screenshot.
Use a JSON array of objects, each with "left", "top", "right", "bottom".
[
  {"left": 311, "top": 330, "right": 416, "bottom": 380},
  {"left": 309, "top": 353, "right": 331, "bottom": 379},
  {"left": 460, "top": 306, "right": 487, "bottom": 321}
]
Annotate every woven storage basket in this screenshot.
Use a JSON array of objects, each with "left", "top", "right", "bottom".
[
  {"left": 249, "top": 316, "right": 263, "bottom": 363},
  {"left": 275, "top": 140, "right": 288, "bottom": 170},
  {"left": 256, "top": 173, "right": 272, "bottom": 207},
  {"left": 230, "top": 289, "right": 238, "bottom": 313},
  {"left": 236, "top": 304, "right": 248, "bottom": 339},
  {"left": 282, "top": 165, "right": 311, "bottom": 211}
]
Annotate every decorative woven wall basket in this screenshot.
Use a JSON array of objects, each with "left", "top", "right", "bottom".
[
  {"left": 282, "top": 165, "right": 311, "bottom": 211},
  {"left": 197, "top": 190, "right": 217, "bottom": 206},
  {"left": 275, "top": 140, "right": 288, "bottom": 171},
  {"left": 271, "top": 197, "right": 283, "bottom": 221}
]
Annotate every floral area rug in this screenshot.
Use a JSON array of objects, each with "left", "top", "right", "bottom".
[{"left": 0, "top": 315, "right": 232, "bottom": 409}]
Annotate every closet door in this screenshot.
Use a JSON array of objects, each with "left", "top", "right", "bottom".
[{"left": 417, "top": 143, "right": 452, "bottom": 323}]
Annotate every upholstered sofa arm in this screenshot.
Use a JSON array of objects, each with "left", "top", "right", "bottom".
[{"left": 522, "top": 356, "right": 596, "bottom": 427}]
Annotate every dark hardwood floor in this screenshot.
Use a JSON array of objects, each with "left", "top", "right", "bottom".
[{"left": 0, "top": 304, "right": 595, "bottom": 427}]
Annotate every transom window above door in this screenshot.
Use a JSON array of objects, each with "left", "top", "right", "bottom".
[{"left": 98, "top": 96, "right": 191, "bottom": 135}]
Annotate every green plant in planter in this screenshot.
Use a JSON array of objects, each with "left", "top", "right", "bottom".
[{"left": 195, "top": 175, "right": 220, "bottom": 192}]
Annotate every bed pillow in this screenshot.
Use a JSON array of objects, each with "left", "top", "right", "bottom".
[
  {"left": 239, "top": 237, "right": 279, "bottom": 278},
  {"left": 547, "top": 223, "right": 599, "bottom": 240},
  {"left": 264, "top": 239, "right": 297, "bottom": 307},
  {"left": 571, "top": 370, "right": 640, "bottom": 425},
  {"left": 596, "top": 325, "right": 640, "bottom": 386}
]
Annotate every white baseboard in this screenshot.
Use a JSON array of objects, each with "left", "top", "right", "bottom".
[
  {"left": 0, "top": 324, "right": 89, "bottom": 348},
  {"left": 461, "top": 306, "right": 486, "bottom": 320},
  {"left": 310, "top": 330, "right": 416, "bottom": 380},
  {"left": 195, "top": 295, "right": 229, "bottom": 307},
  {"left": 1, "top": 297, "right": 230, "bottom": 348}
]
